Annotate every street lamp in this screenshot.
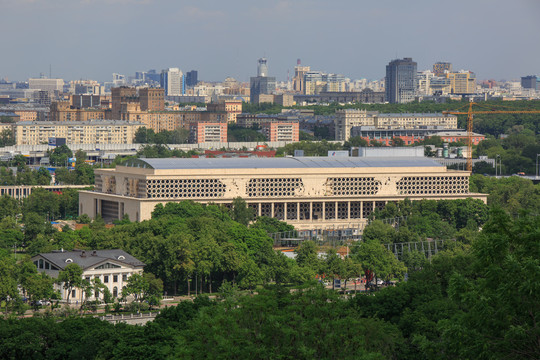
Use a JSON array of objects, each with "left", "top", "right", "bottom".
[{"left": 495, "top": 154, "right": 500, "bottom": 178}]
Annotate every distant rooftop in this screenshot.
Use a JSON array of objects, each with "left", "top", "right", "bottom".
[
  {"left": 33, "top": 249, "right": 145, "bottom": 271},
  {"left": 121, "top": 156, "right": 444, "bottom": 170},
  {"left": 16, "top": 120, "right": 143, "bottom": 126}
]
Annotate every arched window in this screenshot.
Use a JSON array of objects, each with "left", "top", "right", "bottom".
[{"left": 113, "top": 286, "right": 118, "bottom": 298}]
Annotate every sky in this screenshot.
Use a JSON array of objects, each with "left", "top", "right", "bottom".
[{"left": 1, "top": 0, "right": 539, "bottom": 83}]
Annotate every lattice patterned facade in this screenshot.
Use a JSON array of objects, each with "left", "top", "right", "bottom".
[{"left": 79, "top": 158, "right": 487, "bottom": 229}]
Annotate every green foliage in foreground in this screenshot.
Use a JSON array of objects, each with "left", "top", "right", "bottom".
[{"left": 0, "top": 210, "right": 537, "bottom": 359}]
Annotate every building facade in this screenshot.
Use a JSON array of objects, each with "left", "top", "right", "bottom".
[
  {"left": 14, "top": 120, "right": 142, "bottom": 145},
  {"left": 334, "top": 110, "right": 458, "bottom": 141},
  {"left": 385, "top": 58, "right": 417, "bottom": 103},
  {"left": 160, "top": 68, "right": 184, "bottom": 96},
  {"left": 446, "top": 71, "right": 477, "bottom": 94},
  {"left": 139, "top": 88, "right": 165, "bottom": 112},
  {"left": 189, "top": 121, "right": 228, "bottom": 143},
  {"left": 79, "top": 157, "right": 487, "bottom": 229},
  {"left": 350, "top": 127, "right": 485, "bottom": 146},
  {"left": 185, "top": 70, "right": 198, "bottom": 87},
  {"left": 521, "top": 75, "right": 538, "bottom": 90},
  {"left": 206, "top": 100, "right": 242, "bottom": 123},
  {"left": 260, "top": 121, "right": 299, "bottom": 142},
  {"left": 28, "top": 78, "right": 64, "bottom": 92},
  {"left": 432, "top": 62, "right": 452, "bottom": 77},
  {"left": 50, "top": 101, "right": 106, "bottom": 122},
  {"left": 32, "top": 249, "right": 144, "bottom": 303}
]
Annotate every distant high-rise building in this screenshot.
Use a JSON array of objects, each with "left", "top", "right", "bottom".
[
  {"left": 521, "top": 75, "right": 538, "bottom": 90},
  {"left": 186, "top": 70, "right": 198, "bottom": 87},
  {"left": 160, "top": 68, "right": 184, "bottom": 96},
  {"left": 139, "top": 88, "right": 165, "bottom": 112},
  {"left": 28, "top": 78, "right": 64, "bottom": 92},
  {"left": 146, "top": 70, "right": 160, "bottom": 83},
  {"left": 433, "top": 62, "right": 452, "bottom": 77},
  {"left": 257, "top": 58, "right": 268, "bottom": 77},
  {"left": 293, "top": 64, "right": 310, "bottom": 93},
  {"left": 446, "top": 71, "right": 476, "bottom": 94},
  {"left": 385, "top": 58, "right": 417, "bottom": 103},
  {"left": 250, "top": 58, "right": 276, "bottom": 103},
  {"left": 111, "top": 87, "right": 137, "bottom": 119}
]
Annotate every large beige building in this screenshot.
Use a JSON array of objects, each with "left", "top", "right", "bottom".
[
  {"left": 335, "top": 109, "right": 458, "bottom": 141},
  {"left": 207, "top": 100, "right": 242, "bottom": 123},
  {"left": 32, "top": 249, "right": 144, "bottom": 303},
  {"left": 446, "top": 71, "right": 477, "bottom": 94},
  {"left": 28, "top": 78, "right": 64, "bottom": 92},
  {"left": 14, "top": 120, "right": 143, "bottom": 145},
  {"left": 50, "top": 101, "right": 106, "bottom": 122},
  {"left": 79, "top": 157, "right": 487, "bottom": 229}
]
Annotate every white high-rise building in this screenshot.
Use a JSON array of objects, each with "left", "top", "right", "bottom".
[
  {"left": 257, "top": 58, "right": 268, "bottom": 77},
  {"left": 160, "top": 68, "right": 184, "bottom": 96},
  {"left": 28, "top": 78, "right": 64, "bottom": 92}
]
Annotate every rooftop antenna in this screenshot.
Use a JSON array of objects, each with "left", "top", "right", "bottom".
[{"left": 49, "top": 64, "right": 52, "bottom": 78}]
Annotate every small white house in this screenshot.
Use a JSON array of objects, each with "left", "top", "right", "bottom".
[{"left": 31, "top": 249, "right": 145, "bottom": 303}]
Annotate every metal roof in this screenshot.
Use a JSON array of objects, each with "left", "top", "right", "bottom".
[
  {"left": 32, "top": 249, "right": 145, "bottom": 271},
  {"left": 121, "top": 156, "right": 444, "bottom": 170}
]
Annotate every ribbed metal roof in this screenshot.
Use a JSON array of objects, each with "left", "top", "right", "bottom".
[
  {"left": 32, "top": 249, "right": 145, "bottom": 271},
  {"left": 122, "top": 157, "right": 444, "bottom": 170}
]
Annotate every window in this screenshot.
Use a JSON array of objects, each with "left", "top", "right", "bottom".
[
  {"left": 72, "top": 289, "right": 76, "bottom": 298},
  {"left": 113, "top": 275, "right": 118, "bottom": 283},
  {"left": 122, "top": 274, "right": 127, "bottom": 281},
  {"left": 39, "top": 259, "right": 44, "bottom": 269},
  {"left": 104, "top": 275, "right": 109, "bottom": 283},
  {"left": 95, "top": 263, "right": 121, "bottom": 269}
]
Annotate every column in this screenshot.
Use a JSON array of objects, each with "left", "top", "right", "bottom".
[
  {"left": 309, "top": 202, "right": 313, "bottom": 222},
  {"left": 322, "top": 201, "right": 326, "bottom": 220},
  {"left": 297, "top": 202, "right": 300, "bottom": 220},
  {"left": 335, "top": 201, "right": 338, "bottom": 219},
  {"left": 347, "top": 201, "right": 351, "bottom": 220},
  {"left": 258, "top": 203, "right": 261, "bottom": 217},
  {"left": 284, "top": 202, "right": 287, "bottom": 220},
  {"left": 360, "top": 201, "right": 364, "bottom": 219},
  {"left": 271, "top": 202, "right": 275, "bottom": 218}
]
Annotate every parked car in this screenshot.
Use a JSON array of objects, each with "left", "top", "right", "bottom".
[{"left": 32, "top": 300, "right": 51, "bottom": 306}]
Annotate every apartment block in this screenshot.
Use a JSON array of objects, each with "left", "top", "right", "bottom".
[
  {"left": 14, "top": 120, "right": 143, "bottom": 145},
  {"left": 50, "top": 101, "right": 106, "bottom": 122},
  {"left": 206, "top": 100, "right": 242, "bottom": 123},
  {"left": 446, "top": 71, "right": 476, "bottom": 94},
  {"left": 334, "top": 109, "right": 458, "bottom": 141},
  {"left": 189, "top": 121, "right": 227, "bottom": 143},
  {"left": 139, "top": 88, "right": 165, "bottom": 111},
  {"left": 261, "top": 122, "right": 299, "bottom": 142}
]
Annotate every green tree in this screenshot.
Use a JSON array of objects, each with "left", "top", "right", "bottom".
[
  {"left": 49, "top": 144, "right": 73, "bottom": 167},
  {"left": 441, "top": 210, "right": 540, "bottom": 359},
  {"left": 0, "top": 194, "right": 20, "bottom": 219},
  {"left": 58, "top": 263, "right": 84, "bottom": 304},
  {"left": 121, "top": 273, "right": 148, "bottom": 302},
  {"left": 295, "top": 240, "right": 320, "bottom": 272},
  {"left": 134, "top": 127, "right": 155, "bottom": 143},
  {"left": 0, "top": 129, "right": 15, "bottom": 147},
  {"left": 24, "top": 272, "right": 55, "bottom": 311},
  {"left": 230, "top": 197, "right": 254, "bottom": 226},
  {"left": 0, "top": 251, "right": 19, "bottom": 314},
  {"left": 353, "top": 240, "right": 406, "bottom": 285}
]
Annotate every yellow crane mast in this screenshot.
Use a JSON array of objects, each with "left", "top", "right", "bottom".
[{"left": 443, "top": 103, "right": 540, "bottom": 172}]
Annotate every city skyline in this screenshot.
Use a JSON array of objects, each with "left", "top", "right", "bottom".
[{"left": 2, "top": 0, "right": 540, "bottom": 83}]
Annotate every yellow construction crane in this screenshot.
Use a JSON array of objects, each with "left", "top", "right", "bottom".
[{"left": 443, "top": 102, "right": 540, "bottom": 172}]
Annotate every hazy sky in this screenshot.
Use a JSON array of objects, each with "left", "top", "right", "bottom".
[{"left": 2, "top": 0, "right": 539, "bottom": 83}]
